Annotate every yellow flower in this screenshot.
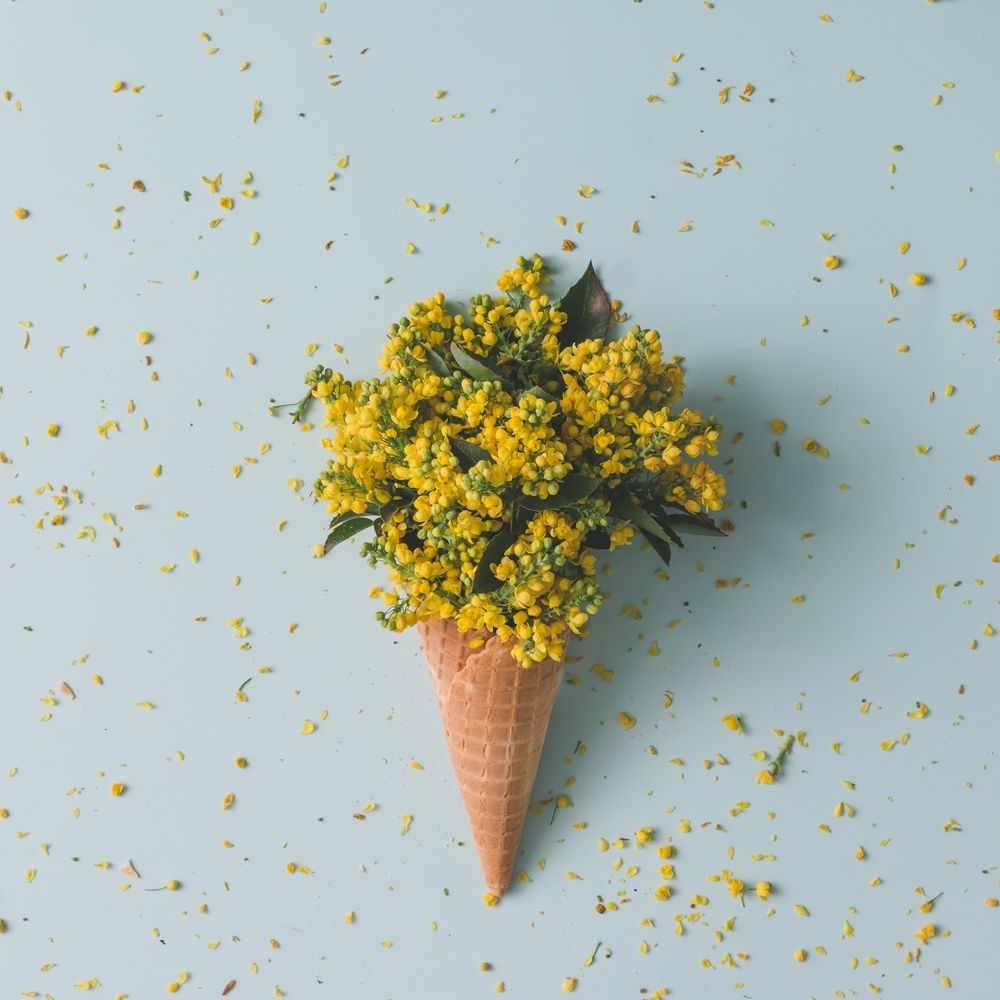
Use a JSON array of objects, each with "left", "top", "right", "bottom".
[{"left": 307, "top": 255, "right": 727, "bottom": 666}]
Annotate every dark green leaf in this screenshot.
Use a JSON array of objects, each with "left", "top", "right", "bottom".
[
  {"left": 421, "top": 346, "right": 451, "bottom": 377},
  {"left": 609, "top": 496, "right": 675, "bottom": 544},
  {"left": 450, "top": 343, "right": 508, "bottom": 384},
  {"left": 643, "top": 503, "right": 685, "bottom": 547},
  {"left": 519, "top": 385, "right": 557, "bottom": 404},
  {"left": 324, "top": 517, "right": 374, "bottom": 553},
  {"left": 330, "top": 504, "right": 378, "bottom": 525},
  {"left": 639, "top": 526, "right": 673, "bottom": 567},
  {"left": 448, "top": 435, "right": 493, "bottom": 470},
  {"left": 584, "top": 529, "right": 612, "bottom": 550},
  {"left": 622, "top": 468, "right": 662, "bottom": 488},
  {"left": 379, "top": 497, "right": 411, "bottom": 519},
  {"left": 375, "top": 497, "right": 412, "bottom": 533},
  {"left": 557, "top": 260, "right": 613, "bottom": 346},
  {"left": 512, "top": 503, "right": 533, "bottom": 535},
  {"left": 472, "top": 530, "right": 517, "bottom": 594},
  {"left": 518, "top": 474, "right": 601, "bottom": 511},
  {"left": 664, "top": 512, "right": 727, "bottom": 537}
]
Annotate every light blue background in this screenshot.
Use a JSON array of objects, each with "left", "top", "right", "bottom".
[{"left": 1, "top": 1, "right": 997, "bottom": 997}]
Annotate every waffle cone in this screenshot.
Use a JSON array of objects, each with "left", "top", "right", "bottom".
[{"left": 418, "top": 618, "right": 564, "bottom": 897}]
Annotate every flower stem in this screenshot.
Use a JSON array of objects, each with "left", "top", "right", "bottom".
[{"left": 768, "top": 734, "right": 795, "bottom": 778}]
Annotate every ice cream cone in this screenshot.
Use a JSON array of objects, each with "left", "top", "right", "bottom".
[{"left": 418, "top": 618, "right": 564, "bottom": 897}]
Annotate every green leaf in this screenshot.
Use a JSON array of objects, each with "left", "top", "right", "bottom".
[
  {"left": 330, "top": 505, "right": 378, "bottom": 526},
  {"left": 608, "top": 497, "right": 686, "bottom": 567},
  {"left": 518, "top": 474, "right": 601, "bottom": 511},
  {"left": 664, "top": 512, "right": 727, "bottom": 537},
  {"left": 448, "top": 435, "right": 492, "bottom": 470},
  {"left": 622, "top": 468, "right": 662, "bottom": 489},
  {"left": 557, "top": 260, "right": 613, "bottom": 346},
  {"left": 379, "top": 497, "right": 411, "bottom": 518},
  {"left": 472, "top": 530, "right": 517, "bottom": 594},
  {"left": 511, "top": 503, "right": 534, "bottom": 535},
  {"left": 421, "top": 346, "right": 451, "bottom": 377},
  {"left": 375, "top": 497, "right": 411, "bottom": 532},
  {"left": 519, "top": 385, "right": 557, "bottom": 405},
  {"left": 324, "top": 517, "right": 374, "bottom": 553},
  {"left": 609, "top": 496, "right": 676, "bottom": 544},
  {"left": 639, "top": 526, "right": 673, "bottom": 567},
  {"left": 584, "top": 528, "right": 612, "bottom": 550},
  {"left": 450, "top": 343, "right": 507, "bottom": 384},
  {"left": 643, "top": 503, "right": 686, "bottom": 547}
]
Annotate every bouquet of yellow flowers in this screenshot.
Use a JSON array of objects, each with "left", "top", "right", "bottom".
[{"left": 302, "top": 255, "right": 727, "bottom": 897}]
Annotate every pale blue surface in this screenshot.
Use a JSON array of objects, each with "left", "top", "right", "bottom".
[{"left": 1, "top": 1, "right": 998, "bottom": 997}]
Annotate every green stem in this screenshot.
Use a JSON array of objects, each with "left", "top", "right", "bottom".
[
  {"left": 272, "top": 386, "right": 316, "bottom": 423},
  {"left": 290, "top": 387, "right": 315, "bottom": 424},
  {"left": 768, "top": 734, "right": 795, "bottom": 778}
]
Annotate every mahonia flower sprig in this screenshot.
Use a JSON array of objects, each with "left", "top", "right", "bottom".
[{"left": 306, "top": 255, "right": 727, "bottom": 665}]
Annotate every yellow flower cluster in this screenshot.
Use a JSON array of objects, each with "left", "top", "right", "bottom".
[{"left": 309, "top": 255, "right": 726, "bottom": 665}]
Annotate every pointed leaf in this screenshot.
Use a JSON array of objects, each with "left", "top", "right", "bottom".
[
  {"left": 518, "top": 474, "right": 601, "bottom": 511},
  {"left": 639, "top": 526, "right": 673, "bottom": 567},
  {"left": 609, "top": 496, "right": 676, "bottom": 544},
  {"left": 328, "top": 511, "right": 357, "bottom": 530},
  {"left": 557, "top": 261, "right": 613, "bottom": 346},
  {"left": 330, "top": 506, "right": 378, "bottom": 526},
  {"left": 379, "top": 497, "right": 411, "bottom": 520},
  {"left": 450, "top": 343, "right": 508, "bottom": 384},
  {"left": 421, "top": 346, "right": 450, "bottom": 377},
  {"left": 664, "top": 512, "right": 727, "bottom": 537},
  {"left": 584, "top": 528, "right": 612, "bottom": 550},
  {"left": 448, "top": 435, "right": 492, "bottom": 470},
  {"left": 643, "top": 503, "right": 685, "bottom": 547},
  {"left": 622, "top": 468, "right": 662, "bottom": 489},
  {"left": 472, "top": 530, "right": 517, "bottom": 594},
  {"left": 519, "top": 385, "right": 557, "bottom": 404},
  {"left": 324, "top": 517, "right": 374, "bottom": 553},
  {"left": 375, "top": 497, "right": 412, "bottom": 533}
]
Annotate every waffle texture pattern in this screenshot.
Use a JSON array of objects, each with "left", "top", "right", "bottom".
[{"left": 419, "top": 618, "right": 564, "bottom": 895}]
